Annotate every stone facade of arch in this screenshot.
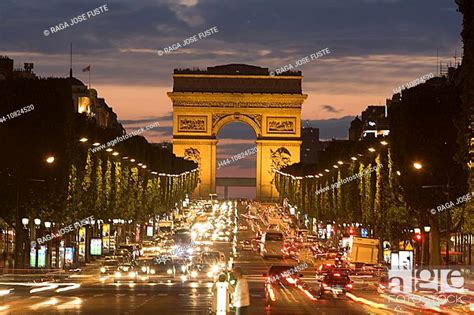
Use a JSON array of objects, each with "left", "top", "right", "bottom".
[{"left": 168, "top": 65, "right": 307, "bottom": 200}]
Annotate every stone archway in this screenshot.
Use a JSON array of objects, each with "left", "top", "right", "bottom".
[{"left": 169, "top": 64, "right": 307, "bottom": 200}]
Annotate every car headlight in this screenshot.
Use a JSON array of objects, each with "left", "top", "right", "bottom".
[
  {"left": 191, "top": 271, "right": 198, "bottom": 278},
  {"left": 150, "top": 269, "right": 156, "bottom": 274},
  {"left": 100, "top": 267, "right": 106, "bottom": 273},
  {"left": 115, "top": 272, "right": 122, "bottom": 278},
  {"left": 129, "top": 271, "right": 136, "bottom": 277},
  {"left": 207, "top": 271, "right": 213, "bottom": 278},
  {"left": 167, "top": 269, "right": 173, "bottom": 275},
  {"left": 141, "top": 266, "right": 147, "bottom": 273}
]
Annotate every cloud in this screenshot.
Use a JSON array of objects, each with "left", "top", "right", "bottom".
[
  {"left": 321, "top": 104, "right": 342, "bottom": 113},
  {"left": 120, "top": 113, "right": 173, "bottom": 125}
]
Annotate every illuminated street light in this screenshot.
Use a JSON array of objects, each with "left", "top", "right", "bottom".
[
  {"left": 337, "top": 161, "right": 343, "bottom": 165},
  {"left": 79, "top": 137, "right": 88, "bottom": 143},
  {"left": 333, "top": 165, "right": 338, "bottom": 169},
  {"left": 380, "top": 141, "right": 388, "bottom": 146},
  {"left": 413, "top": 162, "right": 423, "bottom": 170},
  {"left": 34, "top": 218, "right": 41, "bottom": 226},
  {"left": 141, "top": 165, "right": 147, "bottom": 169},
  {"left": 318, "top": 173, "right": 323, "bottom": 177},
  {"left": 324, "top": 169, "right": 330, "bottom": 173},
  {"left": 138, "top": 163, "right": 143, "bottom": 166},
  {"left": 130, "top": 159, "right": 136, "bottom": 162},
  {"left": 396, "top": 171, "right": 401, "bottom": 176},
  {"left": 414, "top": 227, "right": 421, "bottom": 234},
  {"left": 44, "top": 221, "right": 51, "bottom": 228},
  {"left": 92, "top": 142, "right": 101, "bottom": 146},
  {"left": 112, "top": 152, "right": 119, "bottom": 156},
  {"left": 46, "top": 156, "right": 55, "bottom": 164},
  {"left": 106, "top": 148, "right": 113, "bottom": 152},
  {"left": 368, "top": 148, "right": 376, "bottom": 152},
  {"left": 351, "top": 157, "right": 357, "bottom": 161},
  {"left": 21, "top": 218, "right": 29, "bottom": 226},
  {"left": 122, "top": 156, "right": 128, "bottom": 160},
  {"left": 424, "top": 226, "right": 431, "bottom": 233}
]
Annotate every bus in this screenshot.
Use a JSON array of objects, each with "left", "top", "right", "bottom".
[{"left": 260, "top": 231, "right": 284, "bottom": 259}]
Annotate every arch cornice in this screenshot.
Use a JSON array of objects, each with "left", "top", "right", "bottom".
[{"left": 212, "top": 113, "right": 261, "bottom": 137}]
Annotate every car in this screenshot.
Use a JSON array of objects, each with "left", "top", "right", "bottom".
[
  {"left": 315, "top": 264, "right": 335, "bottom": 280},
  {"left": 241, "top": 240, "right": 252, "bottom": 251},
  {"left": 268, "top": 224, "right": 279, "bottom": 231},
  {"left": 100, "top": 259, "right": 119, "bottom": 275},
  {"left": 201, "top": 251, "right": 226, "bottom": 269},
  {"left": 282, "top": 244, "right": 299, "bottom": 259},
  {"left": 316, "top": 272, "right": 353, "bottom": 297},
  {"left": 188, "top": 263, "right": 221, "bottom": 281},
  {"left": 114, "top": 263, "right": 138, "bottom": 283},
  {"left": 148, "top": 257, "right": 176, "bottom": 282},
  {"left": 263, "top": 265, "right": 304, "bottom": 306}
]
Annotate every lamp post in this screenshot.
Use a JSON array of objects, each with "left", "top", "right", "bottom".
[{"left": 423, "top": 225, "right": 431, "bottom": 265}]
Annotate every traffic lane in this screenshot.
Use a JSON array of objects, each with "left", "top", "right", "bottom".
[
  {"left": 263, "top": 280, "right": 383, "bottom": 315},
  {"left": 3, "top": 283, "right": 215, "bottom": 314}
]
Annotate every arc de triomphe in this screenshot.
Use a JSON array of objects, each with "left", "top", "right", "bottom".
[{"left": 168, "top": 64, "right": 307, "bottom": 200}]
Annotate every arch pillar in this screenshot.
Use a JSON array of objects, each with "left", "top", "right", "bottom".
[
  {"left": 256, "top": 139, "right": 302, "bottom": 200},
  {"left": 173, "top": 138, "right": 218, "bottom": 198}
]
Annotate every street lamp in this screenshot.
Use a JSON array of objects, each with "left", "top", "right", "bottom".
[
  {"left": 79, "top": 137, "right": 88, "bottom": 143},
  {"left": 44, "top": 221, "right": 51, "bottom": 228},
  {"left": 368, "top": 148, "right": 376, "bottom": 152},
  {"left": 413, "top": 162, "right": 423, "bottom": 170},
  {"left": 424, "top": 226, "right": 431, "bottom": 233},
  {"left": 337, "top": 161, "right": 343, "bottom": 165},
  {"left": 112, "top": 151, "right": 119, "bottom": 156},
  {"left": 380, "top": 141, "right": 388, "bottom": 146},
  {"left": 46, "top": 156, "right": 55, "bottom": 164},
  {"left": 414, "top": 227, "right": 421, "bottom": 234},
  {"left": 21, "top": 218, "right": 29, "bottom": 227},
  {"left": 34, "top": 218, "right": 41, "bottom": 226},
  {"left": 351, "top": 156, "right": 358, "bottom": 161},
  {"left": 396, "top": 171, "right": 401, "bottom": 176}
]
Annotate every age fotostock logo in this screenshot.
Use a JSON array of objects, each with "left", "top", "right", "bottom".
[{"left": 388, "top": 268, "right": 464, "bottom": 294}]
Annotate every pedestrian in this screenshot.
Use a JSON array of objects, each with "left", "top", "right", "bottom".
[
  {"left": 232, "top": 267, "right": 250, "bottom": 315},
  {"left": 211, "top": 273, "right": 233, "bottom": 314}
]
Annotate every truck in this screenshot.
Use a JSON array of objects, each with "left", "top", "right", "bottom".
[{"left": 350, "top": 237, "right": 379, "bottom": 265}]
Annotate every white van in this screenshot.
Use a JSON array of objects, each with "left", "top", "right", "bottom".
[{"left": 260, "top": 231, "right": 284, "bottom": 259}]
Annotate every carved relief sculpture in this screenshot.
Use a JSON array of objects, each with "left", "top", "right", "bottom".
[
  {"left": 269, "top": 147, "right": 292, "bottom": 184},
  {"left": 178, "top": 116, "right": 207, "bottom": 132},
  {"left": 267, "top": 117, "right": 296, "bottom": 133}
]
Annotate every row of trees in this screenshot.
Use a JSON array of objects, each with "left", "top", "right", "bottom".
[
  {"left": 275, "top": 144, "right": 409, "bottom": 245},
  {"left": 275, "top": 67, "right": 471, "bottom": 264}
]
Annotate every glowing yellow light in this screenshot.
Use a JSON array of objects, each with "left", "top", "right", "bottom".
[{"left": 46, "top": 156, "right": 55, "bottom": 164}]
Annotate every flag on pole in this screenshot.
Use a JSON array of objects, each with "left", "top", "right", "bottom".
[{"left": 82, "top": 65, "right": 91, "bottom": 72}]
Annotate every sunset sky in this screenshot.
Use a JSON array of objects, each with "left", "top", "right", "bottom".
[{"left": 0, "top": 0, "right": 463, "bottom": 197}]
